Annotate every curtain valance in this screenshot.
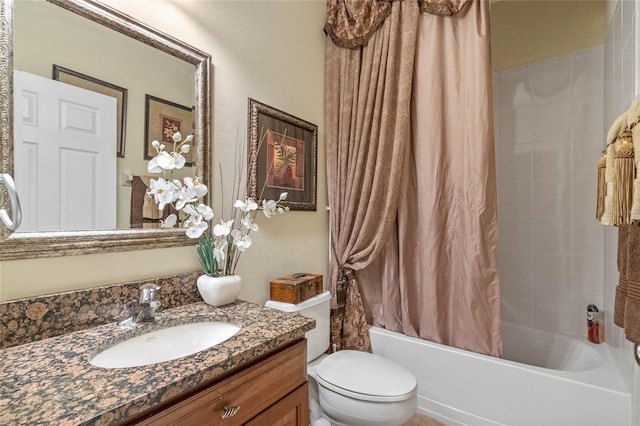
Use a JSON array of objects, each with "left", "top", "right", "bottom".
[{"left": 324, "top": 0, "right": 467, "bottom": 49}]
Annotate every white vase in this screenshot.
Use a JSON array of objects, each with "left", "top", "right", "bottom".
[{"left": 197, "top": 274, "right": 242, "bottom": 307}]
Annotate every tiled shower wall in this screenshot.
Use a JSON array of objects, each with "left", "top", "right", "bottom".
[
  {"left": 495, "top": 44, "right": 605, "bottom": 337},
  {"left": 603, "top": 0, "right": 635, "bottom": 384},
  {"left": 495, "top": 0, "right": 635, "bottom": 389}
]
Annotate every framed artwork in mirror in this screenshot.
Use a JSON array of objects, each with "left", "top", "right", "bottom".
[
  {"left": 53, "top": 64, "right": 128, "bottom": 157},
  {"left": 248, "top": 98, "right": 317, "bottom": 211},
  {"left": 144, "top": 94, "right": 194, "bottom": 165}
]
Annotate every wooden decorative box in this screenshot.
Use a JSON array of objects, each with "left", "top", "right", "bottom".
[{"left": 269, "top": 273, "right": 323, "bottom": 304}]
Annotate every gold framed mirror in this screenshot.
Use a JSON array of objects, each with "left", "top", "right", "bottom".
[{"left": 0, "top": 0, "right": 211, "bottom": 260}]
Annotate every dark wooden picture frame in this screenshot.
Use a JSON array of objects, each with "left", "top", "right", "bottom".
[
  {"left": 248, "top": 98, "right": 317, "bottom": 211},
  {"left": 144, "top": 94, "right": 194, "bottom": 165},
  {"left": 53, "top": 65, "right": 128, "bottom": 158}
]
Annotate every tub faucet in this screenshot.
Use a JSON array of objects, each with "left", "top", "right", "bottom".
[{"left": 136, "top": 283, "right": 161, "bottom": 323}]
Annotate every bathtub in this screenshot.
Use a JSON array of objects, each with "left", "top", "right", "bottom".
[{"left": 369, "top": 323, "right": 631, "bottom": 426}]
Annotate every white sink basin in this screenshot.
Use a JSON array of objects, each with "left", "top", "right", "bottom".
[{"left": 90, "top": 322, "right": 241, "bottom": 369}]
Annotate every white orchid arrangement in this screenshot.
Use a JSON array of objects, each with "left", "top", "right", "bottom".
[
  {"left": 146, "top": 132, "right": 288, "bottom": 277},
  {"left": 196, "top": 191, "right": 288, "bottom": 277}
]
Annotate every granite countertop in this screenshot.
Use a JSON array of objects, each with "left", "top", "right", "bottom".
[{"left": 0, "top": 301, "right": 315, "bottom": 426}]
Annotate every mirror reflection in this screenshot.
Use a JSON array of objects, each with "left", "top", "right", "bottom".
[
  {"left": 13, "top": 0, "right": 196, "bottom": 232},
  {"left": 0, "top": 0, "right": 211, "bottom": 260}
]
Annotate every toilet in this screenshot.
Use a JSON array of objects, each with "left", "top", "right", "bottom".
[{"left": 266, "top": 291, "right": 417, "bottom": 426}]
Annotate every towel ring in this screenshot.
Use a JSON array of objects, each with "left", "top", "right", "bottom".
[
  {"left": 0, "top": 173, "right": 22, "bottom": 231},
  {"left": 635, "top": 343, "right": 640, "bottom": 367}
]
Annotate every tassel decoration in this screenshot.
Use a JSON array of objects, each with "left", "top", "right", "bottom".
[
  {"left": 602, "top": 113, "right": 628, "bottom": 225},
  {"left": 602, "top": 142, "right": 616, "bottom": 225},
  {"left": 612, "top": 130, "right": 635, "bottom": 226},
  {"left": 597, "top": 151, "right": 607, "bottom": 221}
]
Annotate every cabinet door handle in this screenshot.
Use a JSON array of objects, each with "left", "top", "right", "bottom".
[{"left": 221, "top": 405, "right": 240, "bottom": 419}]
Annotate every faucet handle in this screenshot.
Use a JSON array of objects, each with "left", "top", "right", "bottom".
[{"left": 139, "top": 283, "right": 160, "bottom": 304}]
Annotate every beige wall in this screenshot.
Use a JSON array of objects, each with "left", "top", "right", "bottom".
[
  {"left": 490, "top": 1, "right": 608, "bottom": 71},
  {"left": 0, "top": 0, "right": 328, "bottom": 304}
]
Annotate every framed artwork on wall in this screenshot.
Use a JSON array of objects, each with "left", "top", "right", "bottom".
[
  {"left": 144, "top": 94, "right": 194, "bottom": 165},
  {"left": 248, "top": 98, "right": 318, "bottom": 211},
  {"left": 53, "top": 64, "right": 128, "bottom": 158}
]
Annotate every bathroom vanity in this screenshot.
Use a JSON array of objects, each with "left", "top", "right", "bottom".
[
  {"left": 132, "top": 340, "right": 309, "bottom": 425},
  {"left": 0, "top": 299, "right": 314, "bottom": 425}
]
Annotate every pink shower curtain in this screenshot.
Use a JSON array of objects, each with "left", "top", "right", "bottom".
[
  {"left": 358, "top": 0, "right": 502, "bottom": 357},
  {"left": 325, "top": 0, "right": 420, "bottom": 351}
]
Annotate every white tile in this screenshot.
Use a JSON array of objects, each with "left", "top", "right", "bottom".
[
  {"left": 532, "top": 178, "right": 571, "bottom": 217},
  {"left": 571, "top": 96, "right": 603, "bottom": 138},
  {"left": 498, "top": 69, "right": 533, "bottom": 111},
  {"left": 571, "top": 255, "right": 604, "bottom": 297},
  {"left": 533, "top": 217, "right": 571, "bottom": 255},
  {"left": 532, "top": 139, "right": 570, "bottom": 179},
  {"left": 498, "top": 142, "right": 532, "bottom": 182},
  {"left": 571, "top": 174, "right": 596, "bottom": 216},
  {"left": 501, "top": 285, "right": 534, "bottom": 326},
  {"left": 533, "top": 291, "right": 573, "bottom": 333},
  {"left": 532, "top": 59, "right": 571, "bottom": 105},
  {"left": 603, "top": 260, "right": 619, "bottom": 308},
  {"left": 498, "top": 108, "right": 534, "bottom": 145},
  {"left": 499, "top": 215, "right": 533, "bottom": 253},
  {"left": 603, "top": 255, "right": 618, "bottom": 284},
  {"left": 614, "top": 6, "right": 623, "bottom": 66},
  {"left": 604, "top": 309, "right": 615, "bottom": 344},
  {"left": 614, "top": 65, "right": 624, "bottom": 115},
  {"left": 533, "top": 253, "right": 571, "bottom": 294},
  {"left": 622, "top": 1, "right": 635, "bottom": 42},
  {"left": 623, "top": 93, "right": 634, "bottom": 113},
  {"left": 495, "top": 36, "right": 622, "bottom": 338},
  {"left": 571, "top": 215, "right": 604, "bottom": 257},
  {"left": 604, "top": 226, "right": 619, "bottom": 262},
  {"left": 604, "top": 67, "right": 613, "bottom": 94},
  {"left": 607, "top": 312, "right": 617, "bottom": 347},
  {"left": 533, "top": 101, "right": 570, "bottom": 141},
  {"left": 498, "top": 251, "right": 532, "bottom": 291},
  {"left": 622, "top": 34, "right": 635, "bottom": 97},
  {"left": 572, "top": 133, "right": 604, "bottom": 177},
  {"left": 604, "top": 38, "right": 613, "bottom": 80},
  {"left": 572, "top": 51, "right": 603, "bottom": 97},
  {"left": 604, "top": 94, "right": 615, "bottom": 136},
  {"left": 498, "top": 180, "right": 532, "bottom": 217}
]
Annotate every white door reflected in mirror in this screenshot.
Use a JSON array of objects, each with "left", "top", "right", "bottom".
[{"left": 13, "top": 70, "right": 116, "bottom": 232}]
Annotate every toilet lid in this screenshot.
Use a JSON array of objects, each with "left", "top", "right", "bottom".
[{"left": 315, "top": 350, "right": 416, "bottom": 402}]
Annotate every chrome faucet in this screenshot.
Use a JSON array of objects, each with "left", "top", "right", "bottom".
[{"left": 136, "top": 283, "right": 161, "bottom": 322}]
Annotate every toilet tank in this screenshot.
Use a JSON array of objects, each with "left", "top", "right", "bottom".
[{"left": 266, "top": 291, "right": 331, "bottom": 362}]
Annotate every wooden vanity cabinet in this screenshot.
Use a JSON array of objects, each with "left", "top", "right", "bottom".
[{"left": 132, "top": 339, "right": 309, "bottom": 426}]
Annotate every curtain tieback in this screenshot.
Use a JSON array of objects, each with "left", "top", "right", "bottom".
[{"left": 337, "top": 269, "right": 355, "bottom": 307}]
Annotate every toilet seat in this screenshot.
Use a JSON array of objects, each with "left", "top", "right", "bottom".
[{"left": 315, "top": 350, "right": 416, "bottom": 403}]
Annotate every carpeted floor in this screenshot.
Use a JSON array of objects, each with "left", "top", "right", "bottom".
[{"left": 404, "top": 413, "right": 445, "bottom": 426}]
